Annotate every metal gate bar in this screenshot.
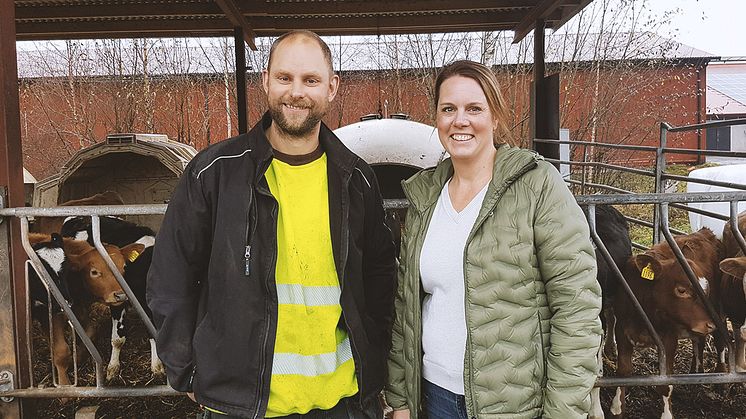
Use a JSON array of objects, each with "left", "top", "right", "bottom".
[{"left": 2, "top": 190, "right": 746, "bottom": 399}]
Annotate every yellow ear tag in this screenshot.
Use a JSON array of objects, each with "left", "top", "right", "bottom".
[
  {"left": 640, "top": 263, "right": 655, "bottom": 280},
  {"left": 127, "top": 250, "right": 141, "bottom": 263}
]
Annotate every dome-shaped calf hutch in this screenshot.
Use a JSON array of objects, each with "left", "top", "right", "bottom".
[
  {"left": 334, "top": 118, "right": 445, "bottom": 199},
  {"left": 334, "top": 118, "right": 446, "bottom": 253},
  {"left": 34, "top": 133, "right": 197, "bottom": 232}
]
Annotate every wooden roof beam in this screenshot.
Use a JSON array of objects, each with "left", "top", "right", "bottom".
[
  {"left": 16, "top": 10, "right": 527, "bottom": 39},
  {"left": 213, "top": 0, "right": 256, "bottom": 50},
  {"left": 512, "top": 0, "right": 566, "bottom": 43},
  {"left": 14, "top": 3, "right": 222, "bottom": 20},
  {"left": 551, "top": 0, "right": 594, "bottom": 34},
  {"left": 239, "top": 0, "right": 538, "bottom": 15},
  {"left": 14, "top": 0, "right": 538, "bottom": 19}
]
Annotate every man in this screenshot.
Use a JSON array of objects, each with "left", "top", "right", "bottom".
[{"left": 147, "top": 30, "right": 397, "bottom": 419}]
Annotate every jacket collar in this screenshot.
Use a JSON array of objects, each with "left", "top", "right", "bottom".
[
  {"left": 247, "top": 111, "right": 358, "bottom": 181},
  {"left": 402, "top": 144, "right": 542, "bottom": 212}
]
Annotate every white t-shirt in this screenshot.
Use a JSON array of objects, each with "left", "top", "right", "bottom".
[{"left": 419, "top": 179, "right": 488, "bottom": 395}]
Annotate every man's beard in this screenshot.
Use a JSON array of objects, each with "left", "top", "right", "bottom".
[{"left": 268, "top": 98, "right": 328, "bottom": 138}]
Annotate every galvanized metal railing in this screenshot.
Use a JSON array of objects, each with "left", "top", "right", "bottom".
[
  {"left": 0, "top": 204, "right": 176, "bottom": 399},
  {"left": 535, "top": 117, "right": 746, "bottom": 249},
  {"left": 580, "top": 192, "right": 746, "bottom": 386}
]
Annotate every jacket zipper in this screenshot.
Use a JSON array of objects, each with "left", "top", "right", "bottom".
[
  {"left": 338, "top": 170, "right": 366, "bottom": 407},
  {"left": 251, "top": 166, "right": 278, "bottom": 419},
  {"left": 254, "top": 202, "right": 277, "bottom": 419},
  {"left": 462, "top": 161, "right": 538, "bottom": 419},
  {"left": 245, "top": 186, "right": 257, "bottom": 276},
  {"left": 188, "top": 365, "right": 197, "bottom": 389}
]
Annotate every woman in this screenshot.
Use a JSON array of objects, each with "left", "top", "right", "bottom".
[{"left": 385, "top": 60, "right": 602, "bottom": 419}]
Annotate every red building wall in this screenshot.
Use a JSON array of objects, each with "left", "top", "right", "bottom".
[{"left": 19, "top": 61, "right": 706, "bottom": 180}]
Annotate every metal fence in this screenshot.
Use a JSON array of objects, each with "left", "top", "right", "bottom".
[
  {"left": 535, "top": 117, "right": 746, "bottom": 249},
  {"left": 534, "top": 118, "right": 746, "bottom": 387},
  {"left": 0, "top": 204, "right": 175, "bottom": 399},
  {"left": 1, "top": 119, "right": 746, "bottom": 404}
]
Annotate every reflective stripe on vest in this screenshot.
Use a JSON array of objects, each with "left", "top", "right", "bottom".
[
  {"left": 272, "top": 337, "right": 353, "bottom": 376},
  {"left": 276, "top": 283, "right": 341, "bottom": 306}
]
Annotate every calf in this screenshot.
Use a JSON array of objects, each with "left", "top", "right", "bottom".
[
  {"left": 611, "top": 228, "right": 722, "bottom": 419},
  {"left": 594, "top": 204, "right": 633, "bottom": 355},
  {"left": 587, "top": 205, "right": 632, "bottom": 419},
  {"left": 61, "top": 216, "right": 162, "bottom": 380},
  {"left": 27, "top": 233, "right": 143, "bottom": 386},
  {"left": 718, "top": 210, "right": 746, "bottom": 372},
  {"left": 28, "top": 233, "right": 71, "bottom": 316}
]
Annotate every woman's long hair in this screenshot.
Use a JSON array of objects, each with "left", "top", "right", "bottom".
[{"left": 434, "top": 60, "right": 515, "bottom": 146}]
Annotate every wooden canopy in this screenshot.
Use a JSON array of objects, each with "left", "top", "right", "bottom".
[
  {"left": 1, "top": 4, "right": 596, "bottom": 411},
  {"left": 15, "top": 0, "right": 593, "bottom": 47}
]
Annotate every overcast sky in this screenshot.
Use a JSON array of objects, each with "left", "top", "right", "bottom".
[{"left": 635, "top": 0, "right": 742, "bottom": 57}]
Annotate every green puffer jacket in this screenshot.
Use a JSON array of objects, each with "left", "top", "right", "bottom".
[{"left": 385, "top": 145, "right": 602, "bottom": 419}]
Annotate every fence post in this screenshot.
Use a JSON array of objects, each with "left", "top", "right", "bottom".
[
  {"left": 0, "top": 189, "right": 24, "bottom": 418},
  {"left": 581, "top": 143, "right": 588, "bottom": 195},
  {"left": 653, "top": 123, "right": 669, "bottom": 244}
]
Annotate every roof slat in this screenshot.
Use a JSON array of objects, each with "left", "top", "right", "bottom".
[
  {"left": 214, "top": 0, "right": 257, "bottom": 49},
  {"left": 14, "top": 0, "right": 595, "bottom": 41}
]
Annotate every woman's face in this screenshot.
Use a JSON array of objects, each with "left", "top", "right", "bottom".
[{"left": 436, "top": 75, "right": 498, "bottom": 162}]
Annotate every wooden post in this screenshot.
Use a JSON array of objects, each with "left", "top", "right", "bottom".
[
  {"left": 0, "top": 0, "right": 34, "bottom": 416},
  {"left": 235, "top": 27, "right": 248, "bottom": 134}
]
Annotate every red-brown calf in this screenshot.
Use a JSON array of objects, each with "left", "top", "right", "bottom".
[
  {"left": 611, "top": 228, "right": 723, "bottom": 419},
  {"left": 719, "top": 210, "right": 746, "bottom": 372}
]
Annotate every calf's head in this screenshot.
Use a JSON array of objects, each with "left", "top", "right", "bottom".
[
  {"left": 720, "top": 256, "right": 746, "bottom": 340},
  {"left": 63, "top": 240, "right": 145, "bottom": 305},
  {"left": 633, "top": 253, "right": 716, "bottom": 335}
]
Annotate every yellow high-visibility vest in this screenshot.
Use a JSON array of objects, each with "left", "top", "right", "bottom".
[{"left": 264, "top": 153, "right": 358, "bottom": 417}]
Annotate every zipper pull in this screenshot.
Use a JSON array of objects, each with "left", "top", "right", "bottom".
[{"left": 244, "top": 245, "right": 251, "bottom": 276}]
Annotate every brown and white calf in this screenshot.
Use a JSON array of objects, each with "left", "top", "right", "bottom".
[
  {"left": 61, "top": 216, "right": 162, "bottom": 381},
  {"left": 610, "top": 228, "right": 723, "bottom": 419},
  {"left": 718, "top": 210, "right": 746, "bottom": 372},
  {"left": 28, "top": 233, "right": 143, "bottom": 386}
]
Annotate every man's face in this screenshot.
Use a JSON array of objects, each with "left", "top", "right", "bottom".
[{"left": 262, "top": 36, "right": 339, "bottom": 138}]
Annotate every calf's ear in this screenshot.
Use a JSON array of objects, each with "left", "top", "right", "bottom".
[
  {"left": 633, "top": 253, "right": 661, "bottom": 281},
  {"left": 720, "top": 257, "right": 746, "bottom": 279},
  {"left": 120, "top": 243, "right": 146, "bottom": 263},
  {"left": 65, "top": 253, "right": 85, "bottom": 272}
]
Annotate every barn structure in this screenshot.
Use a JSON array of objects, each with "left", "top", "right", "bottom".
[
  {"left": 1, "top": 2, "right": 598, "bottom": 417},
  {"left": 16, "top": 32, "right": 716, "bottom": 176},
  {"left": 706, "top": 58, "right": 746, "bottom": 160}
]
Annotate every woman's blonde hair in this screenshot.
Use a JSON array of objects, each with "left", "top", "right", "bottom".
[{"left": 434, "top": 60, "right": 515, "bottom": 146}]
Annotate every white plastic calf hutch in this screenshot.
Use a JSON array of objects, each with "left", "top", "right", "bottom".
[{"left": 33, "top": 133, "right": 197, "bottom": 232}]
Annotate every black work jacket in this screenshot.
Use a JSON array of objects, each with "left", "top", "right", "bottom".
[{"left": 147, "top": 112, "right": 397, "bottom": 418}]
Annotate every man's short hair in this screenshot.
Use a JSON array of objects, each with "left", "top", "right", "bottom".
[{"left": 267, "top": 30, "right": 335, "bottom": 75}]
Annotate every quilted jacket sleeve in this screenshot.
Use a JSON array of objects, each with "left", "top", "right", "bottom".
[
  {"left": 384, "top": 212, "right": 410, "bottom": 410},
  {"left": 532, "top": 162, "right": 602, "bottom": 418}
]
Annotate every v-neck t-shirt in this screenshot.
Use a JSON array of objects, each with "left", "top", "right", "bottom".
[{"left": 419, "top": 179, "right": 489, "bottom": 395}]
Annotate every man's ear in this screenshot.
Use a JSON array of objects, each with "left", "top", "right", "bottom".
[
  {"left": 327, "top": 73, "right": 340, "bottom": 102},
  {"left": 262, "top": 69, "right": 270, "bottom": 95}
]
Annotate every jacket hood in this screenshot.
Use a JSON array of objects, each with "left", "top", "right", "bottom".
[{"left": 402, "top": 144, "right": 543, "bottom": 212}]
